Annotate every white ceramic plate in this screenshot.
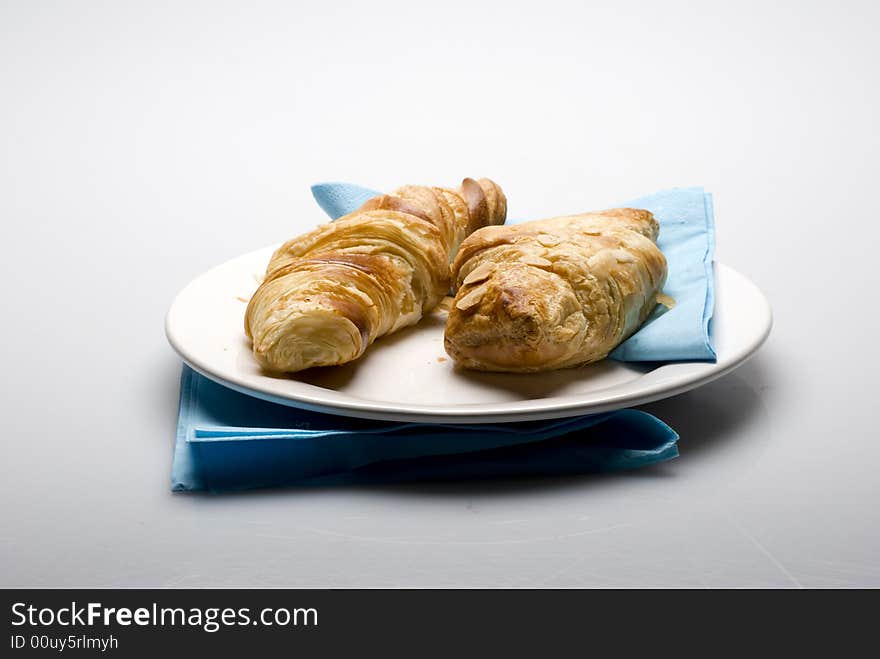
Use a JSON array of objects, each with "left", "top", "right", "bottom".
[{"left": 166, "top": 245, "right": 771, "bottom": 423}]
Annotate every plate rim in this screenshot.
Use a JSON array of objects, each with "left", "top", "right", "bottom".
[{"left": 165, "top": 257, "right": 772, "bottom": 424}]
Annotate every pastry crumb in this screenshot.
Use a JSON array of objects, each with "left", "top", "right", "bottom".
[
  {"left": 235, "top": 296, "right": 249, "bottom": 303},
  {"left": 437, "top": 356, "right": 447, "bottom": 363}
]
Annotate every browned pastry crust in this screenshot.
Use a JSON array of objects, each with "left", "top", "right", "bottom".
[
  {"left": 245, "top": 178, "right": 506, "bottom": 372},
  {"left": 444, "top": 209, "right": 667, "bottom": 372}
]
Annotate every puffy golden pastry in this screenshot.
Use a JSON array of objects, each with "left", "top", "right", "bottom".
[
  {"left": 444, "top": 209, "right": 667, "bottom": 372},
  {"left": 245, "top": 178, "right": 506, "bottom": 372}
]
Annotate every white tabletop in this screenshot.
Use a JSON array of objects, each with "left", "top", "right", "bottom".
[{"left": 2, "top": 0, "right": 878, "bottom": 588}]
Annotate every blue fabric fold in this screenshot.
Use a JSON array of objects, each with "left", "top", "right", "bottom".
[
  {"left": 611, "top": 188, "right": 716, "bottom": 361},
  {"left": 172, "top": 366, "right": 678, "bottom": 492},
  {"left": 311, "top": 183, "right": 716, "bottom": 361},
  {"left": 311, "top": 182, "right": 379, "bottom": 220}
]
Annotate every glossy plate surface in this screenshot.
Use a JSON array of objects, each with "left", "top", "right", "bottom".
[{"left": 166, "top": 246, "right": 771, "bottom": 423}]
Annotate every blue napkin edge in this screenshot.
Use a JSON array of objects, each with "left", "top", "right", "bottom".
[
  {"left": 701, "top": 192, "right": 718, "bottom": 360},
  {"left": 172, "top": 364, "right": 199, "bottom": 491},
  {"left": 171, "top": 366, "right": 679, "bottom": 493},
  {"left": 608, "top": 188, "right": 717, "bottom": 362},
  {"left": 311, "top": 182, "right": 379, "bottom": 220}
]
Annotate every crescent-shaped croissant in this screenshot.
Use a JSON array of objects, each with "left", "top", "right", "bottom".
[
  {"left": 444, "top": 209, "right": 667, "bottom": 372},
  {"left": 246, "top": 178, "right": 506, "bottom": 372}
]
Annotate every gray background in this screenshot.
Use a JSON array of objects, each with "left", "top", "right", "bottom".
[{"left": 2, "top": 0, "right": 878, "bottom": 587}]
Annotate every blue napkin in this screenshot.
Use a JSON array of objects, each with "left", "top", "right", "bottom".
[
  {"left": 311, "top": 183, "right": 716, "bottom": 361},
  {"left": 172, "top": 366, "right": 678, "bottom": 492},
  {"left": 171, "top": 183, "right": 715, "bottom": 492},
  {"left": 611, "top": 188, "right": 716, "bottom": 361}
]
